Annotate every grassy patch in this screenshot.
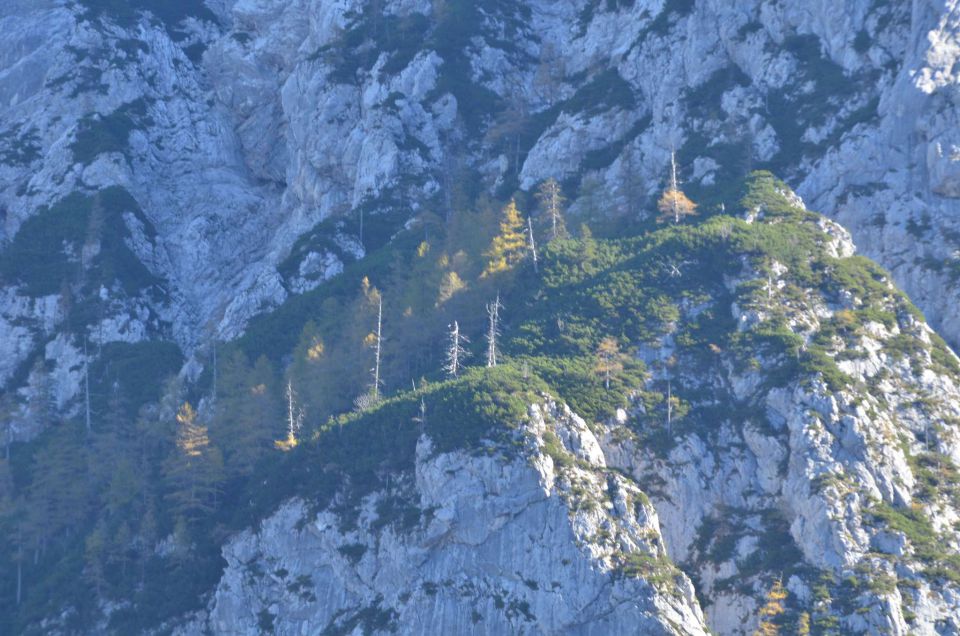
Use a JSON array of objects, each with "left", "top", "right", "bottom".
[{"left": 870, "top": 503, "right": 960, "bottom": 583}]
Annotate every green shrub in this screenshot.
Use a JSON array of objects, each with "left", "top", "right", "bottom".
[
  {"left": 78, "top": 0, "right": 217, "bottom": 30},
  {"left": 70, "top": 100, "right": 149, "bottom": 165},
  {"left": 0, "top": 186, "right": 160, "bottom": 299}
]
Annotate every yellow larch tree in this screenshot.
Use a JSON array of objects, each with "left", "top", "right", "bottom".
[
  {"left": 165, "top": 402, "right": 224, "bottom": 519},
  {"left": 754, "top": 578, "right": 788, "bottom": 636},
  {"left": 482, "top": 199, "right": 527, "bottom": 277}
]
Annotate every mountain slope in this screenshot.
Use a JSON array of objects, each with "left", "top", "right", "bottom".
[
  {"left": 125, "top": 175, "right": 960, "bottom": 634},
  {"left": 2, "top": 1, "right": 960, "bottom": 634}
]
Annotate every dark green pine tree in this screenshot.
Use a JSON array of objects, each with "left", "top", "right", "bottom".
[
  {"left": 210, "top": 349, "right": 278, "bottom": 479},
  {"left": 27, "top": 422, "right": 90, "bottom": 552}
]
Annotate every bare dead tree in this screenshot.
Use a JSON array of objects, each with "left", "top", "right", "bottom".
[
  {"left": 444, "top": 320, "right": 470, "bottom": 377},
  {"left": 371, "top": 294, "right": 383, "bottom": 400},
  {"left": 527, "top": 217, "right": 538, "bottom": 273},
  {"left": 536, "top": 178, "right": 567, "bottom": 241},
  {"left": 83, "top": 335, "right": 91, "bottom": 434},
  {"left": 486, "top": 293, "right": 503, "bottom": 368}
]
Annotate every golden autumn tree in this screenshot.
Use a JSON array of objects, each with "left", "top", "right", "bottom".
[
  {"left": 657, "top": 151, "right": 697, "bottom": 224},
  {"left": 754, "top": 578, "right": 788, "bottom": 636},
  {"left": 437, "top": 270, "right": 466, "bottom": 305},
  {"left": 482, "top": 199, "right": 527, "bottom": 277},
  {"left": 165, "top": 402, "right": 224, "bottom": 519}
]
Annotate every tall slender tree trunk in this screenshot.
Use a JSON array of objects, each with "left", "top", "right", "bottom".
[
  {"left": 527, "top": 218, "right": 538, "bottom": 273},
  {"left": 84, "top": 336, "right": 91, "bottom": 434},
  {"left": 486, "top": 293, "right": 502, "bottom": 368},
  {"left": 666, "top": 380, "right": 672, "bottom": 434},
  {"left": 373, "top": 296, "right": 382, "bottom": 400},
  {"left": 16, "top": 524, "right": 23, "bottom": 606},
  {"left": 212, "top": 340, "right": 218, "bottom": 408},
  {"left": 670, "top": 151, "right": 680, "bottom": 223}
]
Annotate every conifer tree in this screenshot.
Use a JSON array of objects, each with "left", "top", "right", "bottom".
[
  {"left": 620, "top": 143, "right": 644, "bottom": 218},
  {"left": 0, "top": 458, "right": 12, "bottom": 522},
  {"left": 1, "top": 392, "right": 15, "bottom": 459},
  {"left": 213, "top": 351, "right": 277, "bottom": 477},
  {"left": 657, "top": 151, "right": 698, "bottom": 224},
  {"left": 482, "top": 199, "right": 527, "bottom": 276},
  {"left": 303, "top": 326, "right": 325, "bottom": 362},
  {"left": 112, "top": 520, "right": 132, "bottom": 580},
  {"left": 536, "top": 178, "right": 567, "bottom": 241},
  {"left": 26, "top": 358, "right": 54, "bottom": 432},
  {"left": 169, "top": 516, "right": 192, "bottom": 562},
  {"left": 165, "top": 403, "right": 223, "bottom": 519},
  {"left": 9, "top": 496, "right": 27, "bottom": 606},
  {"left": 0, "top": 459, "right": 25, "bottom": 605},
  {"left": 104, "top": 456, "right": 142, "bottom": 519},
  {"left": 84, "top": 520, "right": 108, "bottom": 596},
  {"left": 29, "top": 422, "right": 88, "bottom": 551},
  {"left": 755, "top": 578, "right": 787, "bottom": 636},
  {"left": 594, "top": 337, "right": 624, "bottom": 390},
  {"left": 288, "top": 320, "right": 328, "bottom": 417},
  {"left": 136, "top": 502, "right": 159, "bottom": 584},
  {"left": 91, "top": 388, "right": 140, "bottom": 512}
]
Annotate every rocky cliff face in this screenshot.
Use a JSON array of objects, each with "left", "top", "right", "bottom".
[
  {"left": 178, "top": 402, "right": 708, "bottom": 635},
  {"left": 4, "top": 0, "right": 960, "bottom": 426},
  {"left": 601, "top": 212, "right": 960, "bottom": 635}
]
